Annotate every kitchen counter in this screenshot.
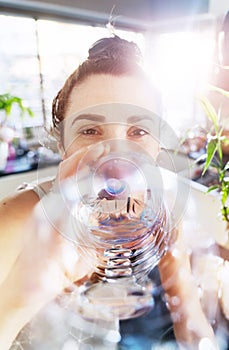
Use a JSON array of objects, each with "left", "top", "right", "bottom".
[{"left": 0, "top": 149, "right": 61, "bottom": 177}]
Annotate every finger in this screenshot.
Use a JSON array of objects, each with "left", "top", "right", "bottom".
[
  {"left": 58, "top": 142, "right": 109, "bottom": 184},
  {"left": 58, "top": 145, "right": 91, "bottom": 181}
]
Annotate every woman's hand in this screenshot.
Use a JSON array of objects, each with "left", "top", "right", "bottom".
[
  {"left": 55, "top": 142, "right": 109, "bottom": 185},
  {"left": 158, "top": 227, "right": 219, "bottom": 350},
  {"left": 0, "top": 196, "right": 97, "bottom": 350}
]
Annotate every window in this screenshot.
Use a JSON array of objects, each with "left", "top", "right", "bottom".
[
  {"left": 0, "top": 14, "right": 144, "bottom": 128},
  {"left": 0, "top": 13, "right": 217, "bottom": 136},
  {"left": 144, "top": 25, "right": 216, "bottom": 134},
  {"left": 0, "top": 15, "right": 42, "bottom": 127}
]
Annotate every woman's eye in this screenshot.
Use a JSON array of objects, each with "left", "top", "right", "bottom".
[
  {"left": 80, "top": 128, "right": 99, "bottom": 135},
  {"left": 129, "top": 128, "right": 149, "bottom": 136}
]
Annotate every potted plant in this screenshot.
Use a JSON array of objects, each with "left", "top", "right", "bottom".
[
  {"left": 199, "top": 86, "right": 229, "bottom": 233},
  {"left": 0, "top": 93, "right": 33, "bottom": 124},
  {"left": 0, "top": 93, "right": 34, "bottom": 171}
]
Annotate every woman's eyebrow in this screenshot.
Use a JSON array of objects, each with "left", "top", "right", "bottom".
[
  {"left": 70, "top": 114, "right": 156, "bottom": 126},
  {"left": 71, "top": 114, "right": 106, "bottom": 126},
  {"left": 127, "top": 115, "right": 156, "bottom": 124}
]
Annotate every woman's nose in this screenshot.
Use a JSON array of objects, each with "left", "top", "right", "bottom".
[
  {"left": 104, "top": 125, "right": 128, "bottom": 152},
  {"left": 105, "top": 124, "right": 127, "bottom": 140}
]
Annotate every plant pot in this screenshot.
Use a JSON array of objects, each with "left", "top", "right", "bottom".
[{"left": 0, "top": 141, "right": 9, "bottom": 171}]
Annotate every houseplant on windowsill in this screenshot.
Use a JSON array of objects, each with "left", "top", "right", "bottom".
[
  {"left": 0, "top": 93, "right": 34, "bottom": 171},
  {"left": 190, "top": 86, "right": 229, "bottom": 325},
  {"left": 199, "top": 86, "right": 229, "bottom": 241}
]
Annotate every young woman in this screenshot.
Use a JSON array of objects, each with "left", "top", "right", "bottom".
[{"left": 0, "top": 35, "right": 222, "bottom": 349}]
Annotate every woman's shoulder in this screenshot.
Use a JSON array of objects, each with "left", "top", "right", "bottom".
[{"left": 0, "top": 178, "right": 54, "bottom": 217}]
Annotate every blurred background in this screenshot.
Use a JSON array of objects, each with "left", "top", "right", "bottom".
[{"left": 0, "top": 0, "right": 228, "bottom": 191}]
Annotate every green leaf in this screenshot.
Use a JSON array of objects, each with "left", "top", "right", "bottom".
[
  {"left": 209, "top": 85, "right": 229, "bottom": 99},
  {"left": 4, "top": 104, "right": 12, "bottom": 115},
  {"left": 206, "top": 185, "right": 219, "bottom": 193},
  {"left": 219, "top": 169, "right": 226, "bottom": 182},
  {"left": 221, "top": 208, "right": 229, "bottom": 221},
  {"left": 0, "top": 93, "right": 34, "bottom": 118},
  {"left": 203, "top": 138, "right": 218, "bottom": 174},
  {"left": 27, "top": 108, "right": 34, "bottom": 117},
  {"left": 199, "top": 96, "right": 219, "bottom": 132},
  {"left": 216, "top": 140, "right": 223, "bottom": 165},
  {"left": 221, "top": 189, "right": 229, "bottom": 206}
]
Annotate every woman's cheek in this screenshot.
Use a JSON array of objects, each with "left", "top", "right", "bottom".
[
  {"left": 139, "top": 138, "right": 159, "bottom": 159},
  {"left": 63, "top": 138, "right": 84, "bottom": 157}
]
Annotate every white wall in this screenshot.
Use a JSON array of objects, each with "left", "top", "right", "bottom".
[{"left": 209, "top": 0, "right": 228, "bottom": 17}]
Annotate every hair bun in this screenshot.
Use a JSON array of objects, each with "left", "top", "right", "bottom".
[{"left": 88, "top": 35, "right": 142, "bottom": 64}]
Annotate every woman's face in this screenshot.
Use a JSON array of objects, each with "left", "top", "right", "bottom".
[{"left": 62, "top": 74, "right": 162, "bottom": 158}]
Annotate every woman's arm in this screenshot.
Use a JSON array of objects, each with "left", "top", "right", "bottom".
[
  {"left": 0, "top": 197, "right": 96, "bottom": 350},
  {"left": 0, "top": 190, "right": 40, "bottom": 285},
  {"left": 0, "top": 144, "right": 109, "bottom": 349}
]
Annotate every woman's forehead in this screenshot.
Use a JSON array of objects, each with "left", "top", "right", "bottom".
[
  {"left": 67, "top": 74, "right": 162, "bottom": 117},
  {"left": 65, "top": 103, "right": 161, "bottom": 127}
]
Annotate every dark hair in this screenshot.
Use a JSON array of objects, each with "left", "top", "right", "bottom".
[{"left": 51, "top": 35, "right": 146, "bottom": 142}]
